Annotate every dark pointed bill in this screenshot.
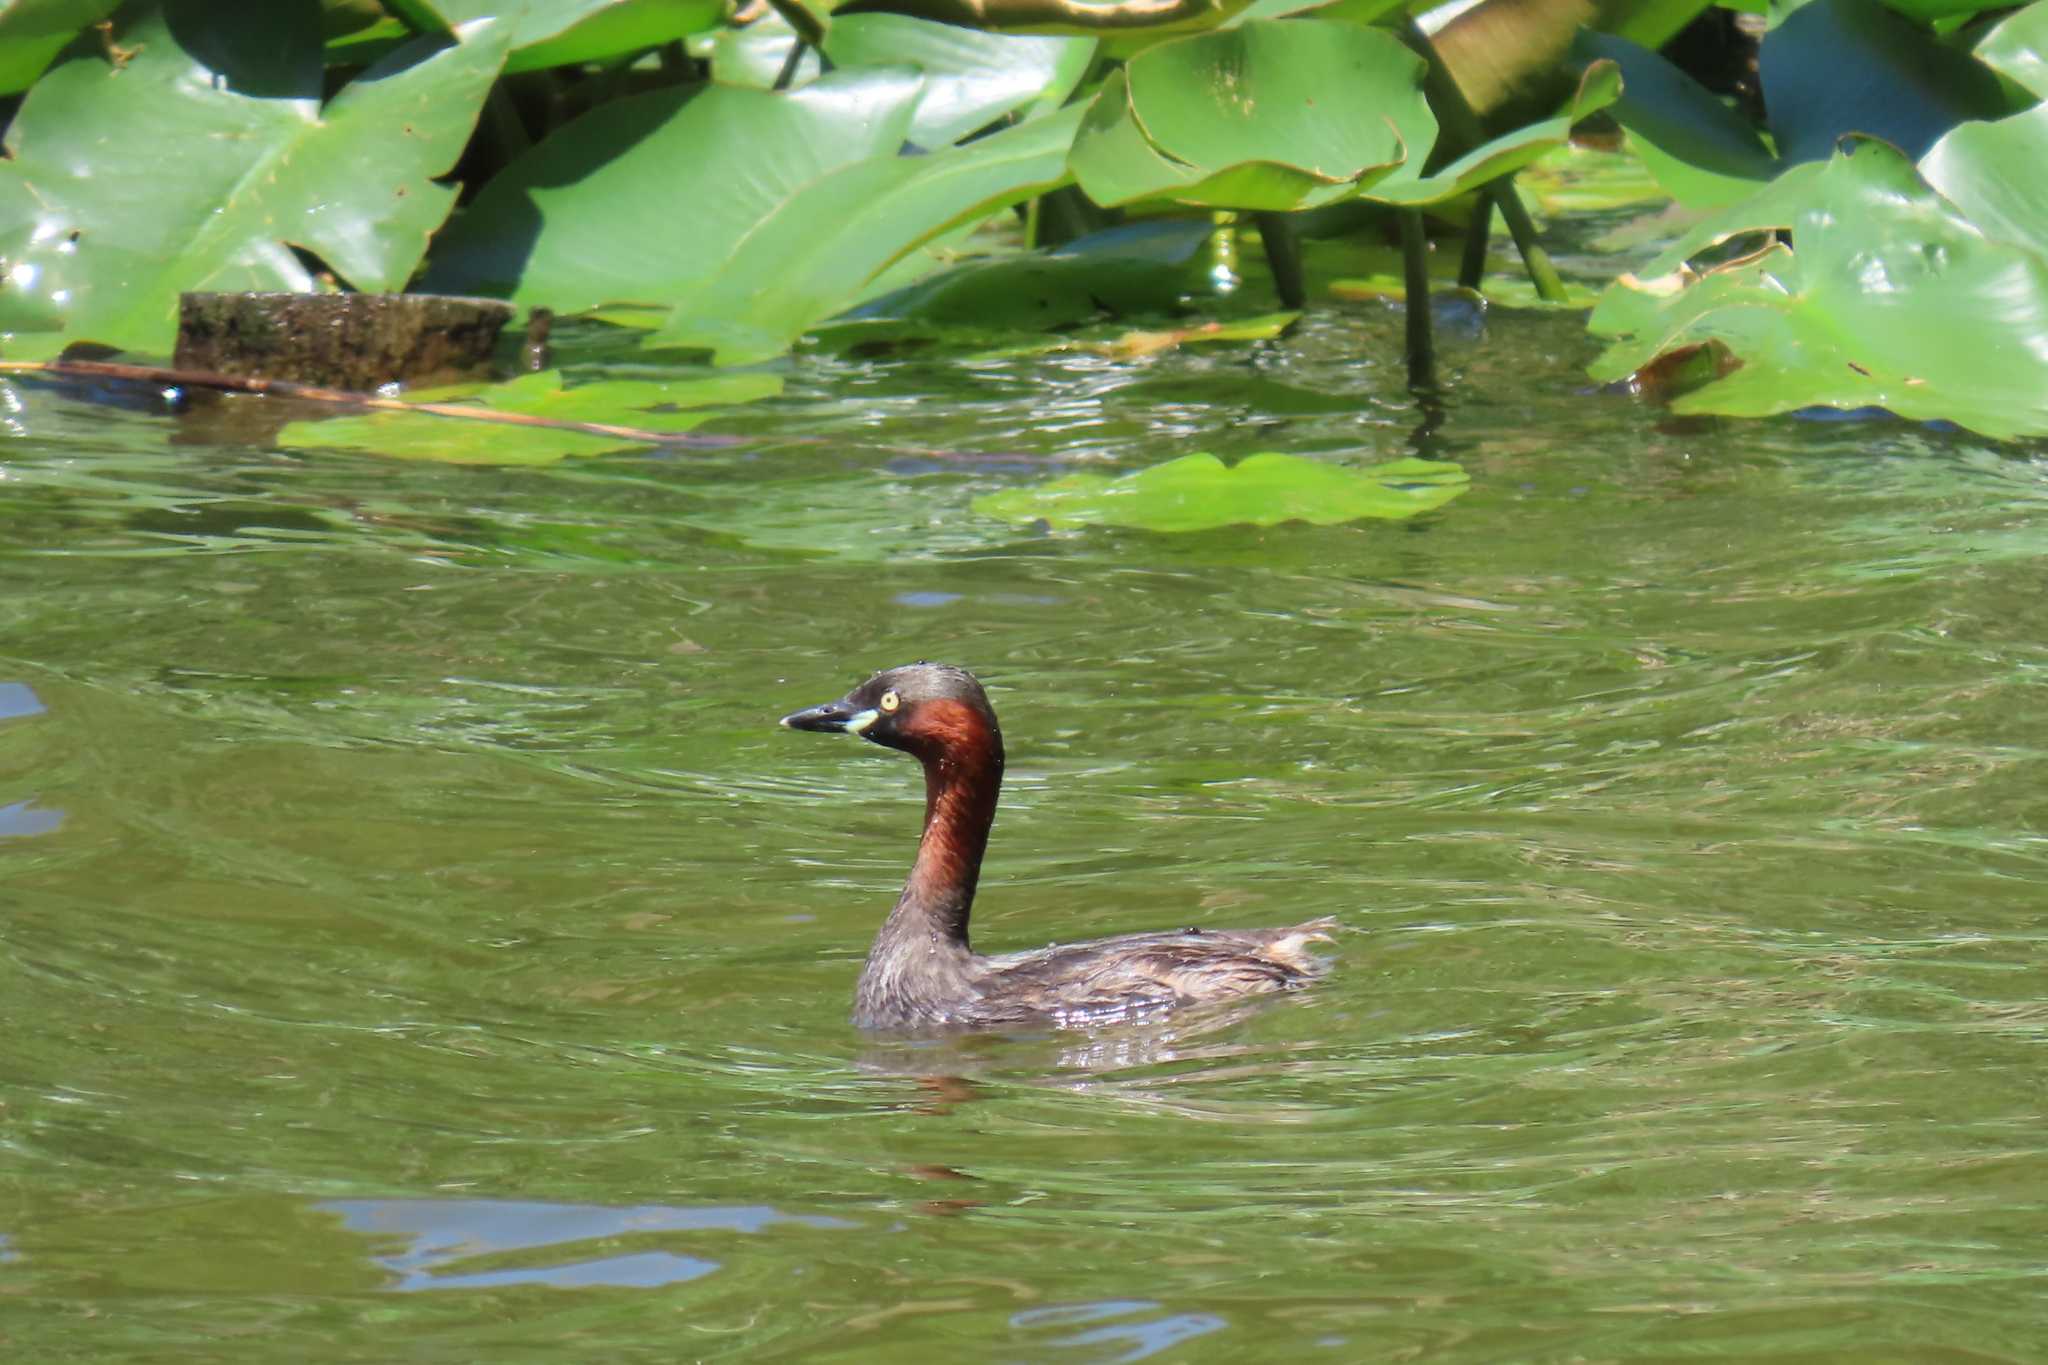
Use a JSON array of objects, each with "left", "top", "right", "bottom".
[{"left": 780, "top": 696, "right": 880, "bottom": 735}]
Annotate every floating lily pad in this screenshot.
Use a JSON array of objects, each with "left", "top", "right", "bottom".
[
  {"left": 275, "top": 370, "right": 781, "bottom": 465},
  {"left": 973, "top": 451, "right": 1469, "bottom": 531}
]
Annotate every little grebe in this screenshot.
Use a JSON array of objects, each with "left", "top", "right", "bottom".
[{"left": 781, "top": 663, "right": 1335, "bottom": 1030}]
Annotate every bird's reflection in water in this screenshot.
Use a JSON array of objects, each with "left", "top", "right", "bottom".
[{"left": 853, "top": 994, "right": 1326, "bottom": 1130}]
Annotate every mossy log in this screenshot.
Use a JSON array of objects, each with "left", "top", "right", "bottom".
[{"left": 174, "top": 292, "right": 514, "bottom": 390}]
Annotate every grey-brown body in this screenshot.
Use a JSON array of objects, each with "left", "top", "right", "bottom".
[{"left": 782, "top": 663, "right": 1335, "bottom": 1031}]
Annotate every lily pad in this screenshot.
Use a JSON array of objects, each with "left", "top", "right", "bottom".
[
  {"left": 1587, "top": 139, "right": 2048, "bottom": 439},
  {"left": 426, "top": 68, "right": 1085, "bottom": 365},
  {"left": 1070, "top": 19, "right": 1436, "bottom": 211},
  {"left": 1973, "top": 0, "right": 2048, "bottom": 99},
  {"left": 275, "top": 370, "right": 781, "bottom": 465},
  {"left": 0, "top": 0, "right": 120, "bottom": 94},
  {"left": 421, "top": 69, "right": 925, "bottom": 313},
  {"left": 1919, "top": 101, "right": 2048, "bottom": 260},
  {"left": 824, "top": 15, "right": 1094, "bottom": 148},
  {"left": 973, "top": 451, "right": 1470, "bottom": 531},
  {"left": 646, "top": 103, "right": 1086, "bottom": 362},
  {"left": 0, "top": 2, "right": 507, "bottom": 357}
]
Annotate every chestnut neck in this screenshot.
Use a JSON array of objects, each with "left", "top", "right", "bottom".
[{"left": 875, "top": 707, "right": 1005, "bottom": 957}]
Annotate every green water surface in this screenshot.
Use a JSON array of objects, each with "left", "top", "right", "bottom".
[{"left": 3, "top": 301, "right": 2046, "bottom": 1362}]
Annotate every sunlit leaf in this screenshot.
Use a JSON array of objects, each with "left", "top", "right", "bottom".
[
  {"left": 426, "top": 69, "right": 1083, "bottom": 365},
  {"left": 1588, "top": 140, "right": 2048, "bottom": 439},
  {"left": 973, "top": 451, "right": 1470, "bottom": 531},
  {"left": 824, "top": 15, "right": 1094, "bottom": 147},
  {"left": 421, "top": 70, "right": 924, "bottom": 312},
  {"left": 0, "top": 2, "right": 507, "bottom": 357},
  {"left": 0, "top": 0, "right": 120, "bottom": 94},
  {"left": 1920, "top": 102, "right": 2048, "bottom": 259},
  {"left": 1972, "top": 0, "right": 2048, "bottom": 99},
  {"left": 1071, "top": 20, "right": 1436, "bottom": 210},
  {"left": 646, "top": 103, "right": 1086, "bottom": 363}
]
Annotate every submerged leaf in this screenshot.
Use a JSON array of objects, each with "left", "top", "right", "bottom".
[{"left": 973, "top": 452, "right": 1469, "bottom": 531}]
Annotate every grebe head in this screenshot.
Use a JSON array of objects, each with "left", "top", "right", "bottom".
[{"left": 780, "top": 662, "right": 999, "bottom": 760}]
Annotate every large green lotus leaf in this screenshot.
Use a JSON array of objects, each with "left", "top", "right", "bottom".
[
  {"left": 421, "top": 70, "right": 924, "bottom": 311},
  {"left": 1760, "top": 0, "right": 2010, "bottom": 165},
  {"left": 1069, "top": 69, "right": 1207, "bottom": 206},
  {"left": 825, "top": 15, "right": 1094, "bottom": 148},
  {"left": 0, "top": 1, "right": 506, "bottom": 358},
  {"left": 1126, "top": 20, "right": 1432, "bottom": 190},
  {"left": 648, "top": 103, "right": 1086, "bottom": 363},
  {"left": 973, "top": 451, "right": 1470, "bottom": 531},
  {"left": 1920, "top": 102, "right": 2048, "bottom": 259},
  {"left": 1588, "top": 140, "right": 2048, "bottom": 438},
  {"left": 276, "top": 369, "right": 781, "bottom": 464},
  {"left": 1367, "top": 60, "right": 1621, "bottom": 206},
  {"left": 0, "top": 0, "right": 121, "bottom": 94},
  {"left": 1074, "top": 64, "right": 1347, "bottom": 214},
  {"left": 1572, "top": 32, "right": 1781, "bottom": 209},
  {"left": 1973, "top": 0, "right": 2048, "bottom": 98}
]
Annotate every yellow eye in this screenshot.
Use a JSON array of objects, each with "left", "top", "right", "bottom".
[{"left": 879, "top": 690, "right": 900, "bottom": 713}]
